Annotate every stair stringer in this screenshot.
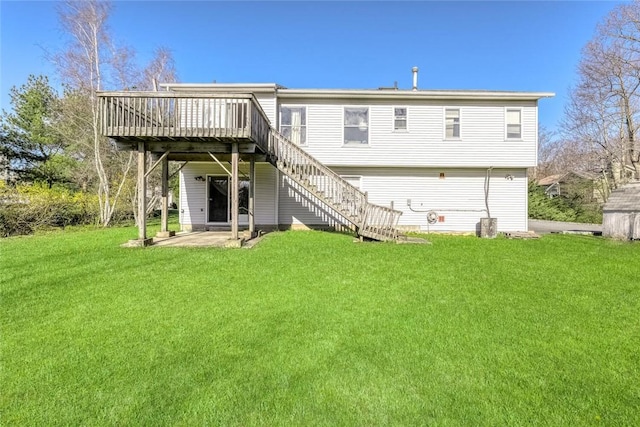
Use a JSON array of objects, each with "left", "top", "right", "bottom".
[{"left": 258, "top": 128, "right": 403, "bottom": 241}]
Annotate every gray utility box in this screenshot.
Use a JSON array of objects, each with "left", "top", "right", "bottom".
[{"left": 480, "top": 217, "right": 498, "bottom": 238}]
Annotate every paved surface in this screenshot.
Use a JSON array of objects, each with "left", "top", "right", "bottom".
[
  {"left": 144, "top": 231, "right": 266, "bottom": 248},
  {"left": 528, "top": 219, "right": 602, "bottom": 235}
]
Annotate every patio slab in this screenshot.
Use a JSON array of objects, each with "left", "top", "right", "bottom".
[{"left": 138, "top": 231, "right": 266, "bottom": 248}]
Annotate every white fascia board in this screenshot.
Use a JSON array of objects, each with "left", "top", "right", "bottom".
[
  {"left": 160, "top": 83, "right": 280, "bottom": 93},
  {"left": 277, "top": 89, "right": 555, "bottom": 101},
  {"left": 158, "top": 83, "right": 554, "bottom": 100}
]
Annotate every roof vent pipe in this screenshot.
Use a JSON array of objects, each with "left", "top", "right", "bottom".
[{"left": 412, "top": 66, "right": 419, "bottom": 91}]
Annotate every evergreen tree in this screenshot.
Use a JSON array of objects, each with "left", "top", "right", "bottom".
[{"left": 0, "top": 75, "right": 70, "bottom": 187}]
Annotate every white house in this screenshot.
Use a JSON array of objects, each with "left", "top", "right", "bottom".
[{"left": 99, "top": 71, "right": 553, "bottom": 243}]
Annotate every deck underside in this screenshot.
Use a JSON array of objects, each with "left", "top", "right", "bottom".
[{"left": 113, "top": 139, "right": 269, "bottom": 162}]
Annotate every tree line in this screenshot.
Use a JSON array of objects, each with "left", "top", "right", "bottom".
[
  {"left": 0, "top": 0, "right": 177, "bottom": 235},
  {"left": 537, "top": 1, "right": 640, "bottom": 194},
  {"left": 3, "top": 1, "right": 640, "bottom": 234}
]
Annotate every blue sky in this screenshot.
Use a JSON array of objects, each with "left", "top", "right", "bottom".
[{"left": 0, "top": 1, "right": 625, "bottom": 133}]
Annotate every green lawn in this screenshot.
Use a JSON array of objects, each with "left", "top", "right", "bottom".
[{"left": 1, "top": 226, "right": 639, "bottom": 426}]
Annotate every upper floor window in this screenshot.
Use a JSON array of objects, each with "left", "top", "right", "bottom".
[
  {"left": 394, "top": 107, "right": 407, "bottom": 131},
  {"left": 506, "top": 109, "right": 522, "bottom": 139},
  {"left": 280, "top": 106, "right": 306, "bottom": 145},
  {"left": 445, "top": 108, "right": 460, "bottom": 139},
  {"left": 344, "top": 107, "right": 369, "bottom": 145}
]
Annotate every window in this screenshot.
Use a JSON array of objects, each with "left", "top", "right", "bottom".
[
  {"left": 340, "top": 175, "right": 362, "bottom": 190},
  {"left": 344, "top": 107, "right": 369, "bottom": 144},
  {"left": 394, "top": 107, "right": 407, "bottom": 131},
  {"left": 506, "top": 109, "right": 522, "bottom": 139},
  {"left": 280, "top": 106, "right": 306, "bottom": 145},
  {"left": 445, "top": 108, "right": 460, "bottom": 139}
]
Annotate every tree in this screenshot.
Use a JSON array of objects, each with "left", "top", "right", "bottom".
[
  {"left": 0, "top": 75, "right": 70, "bottom": 187},
  {"left": 533, "top": 125, "right": 561, "bottom": 180},
  {"left": 51, "top": 0, "right": 177, "bottom": 226},
  {"left": 563, "top": 1, "right": 640, "bottom": 190},
  {"left": 128, "top": 46, "right": 179, "bottom": 225}
]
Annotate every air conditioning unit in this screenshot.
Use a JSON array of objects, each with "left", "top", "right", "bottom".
[{"left": 480, "top": 217, "right": 498, "bottom": 238}]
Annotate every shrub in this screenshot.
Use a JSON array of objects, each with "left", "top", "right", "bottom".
[
  {"left": 0, "top": 182, "right": 99, "bottom": 237},
  {"left": 528, "top": 181, "right": 603, "bottom": 223}
]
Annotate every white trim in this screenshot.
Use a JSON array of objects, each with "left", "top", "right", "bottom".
[
  {"left": 343, "top": 106, "right": 370, "bottom": 146},
  {"left": 205, "top": 174, "right": 228, "bottom": 224},
  {"left": 278, "top": 88, "right": 555, "bottom": 101},
  {"left": 161, "top": 83, "right": 279, "bottom": 93},
  {"left": 279, "top": 104, "right": 307, "bottom": 146},
  {"left": 158, "top": 83, "right": 554, "bottom": 100},
  {"left": 505, "top": 107, "right": 523, "bottom": 140},
  {"left": 443, "top": 107, "right": 462, "bottom": 140},
  {"left": 205, "top": 174, "right": 250, "bottom": 225},
  {"left": 535, "top": 104, "right": 539, "bottom": 165},
  {"left": 392, "top": 106, "right": 409, "bottom": 133}
]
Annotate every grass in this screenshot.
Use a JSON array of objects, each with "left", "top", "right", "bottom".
[{"left": 1, "top": 224, "right": 639, "bottom": 426}]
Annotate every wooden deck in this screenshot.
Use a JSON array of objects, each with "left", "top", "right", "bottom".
[
  {"left": 98, "top": 90, "right": 404, "bottom": 243},
  {"left": 98, "top": 92, "right": 271, "bottom": 151}
]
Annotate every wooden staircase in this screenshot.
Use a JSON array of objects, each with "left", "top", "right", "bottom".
[
  {"left": 260, "top": 129, "right": 403, "bottom": 241},
  {"left": 97, "top": 91, "right": 403, "bottom": 241}
]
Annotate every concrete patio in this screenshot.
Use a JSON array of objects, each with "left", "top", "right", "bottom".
[{"left": 123, "top": 230, "right": 266, "bottom": 248}]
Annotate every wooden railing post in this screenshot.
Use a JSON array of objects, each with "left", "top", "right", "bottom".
[
  {"left": 249, "top": 156, "right": 255, "bottom": 237},
  {"left": 231, "top": 142, "right": 239, "bottom": 240}
]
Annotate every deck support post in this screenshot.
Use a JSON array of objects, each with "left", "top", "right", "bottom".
[
  {"left": 157, "top": 155, "right": 175, "bottom": 238},
  {"left": 231, "top": 142, "right": 239, "bottom": 241},
  {"left": 249, "top": 155, "right": 256, "bottom": 238},
  {"left": 134, "top": 141, "right": 152, "bottom": 246}
]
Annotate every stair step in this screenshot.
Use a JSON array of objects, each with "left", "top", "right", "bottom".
[{"left": 268, "top": 128, "right": 402, "bottom": 242}]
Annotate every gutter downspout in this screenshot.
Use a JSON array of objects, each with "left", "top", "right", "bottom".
[{"left": 485, "top": 167, "right": 493, "bottom": 218}]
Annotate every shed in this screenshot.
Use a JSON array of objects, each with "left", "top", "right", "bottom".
[{"left": 602, "top": 182, "right": 640, "bottom": 240}]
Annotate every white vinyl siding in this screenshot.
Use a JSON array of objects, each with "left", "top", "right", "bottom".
[
  {"left": 178, "top": 98, "right": 247, "bottom": 129},
  {"left": 278, "top": 175, "right": 352, "bottom": 229},
  {"left": 275, "top": 99, "right": 538, "bottom": 167},
  {"left": 330, "top": 167, "right": 529, "bottom": 232},
  {"left": 340, "top": 175, "right": 362, "bottom": 189},
  {"left": 180, "top": 162, "right": 277, "bottom": 229},
  {"left": 254, "top": 93, "right": 277, "bottom": 124}
]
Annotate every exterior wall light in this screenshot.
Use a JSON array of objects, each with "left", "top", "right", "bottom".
[{"left": 194, "top": 176, "right": 205, "bottom": 182}]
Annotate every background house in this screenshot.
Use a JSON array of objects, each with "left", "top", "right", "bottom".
[{"left": 537, "top": 170, "right": 604, "bottom": 202}]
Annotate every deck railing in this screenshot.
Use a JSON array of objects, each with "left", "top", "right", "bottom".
[
  {"left": 98, "top": 91, "right": 270, "bottom": 144},
  {"left": 98, "top": 90, "right": 401, "bottom": 241},
  {"left": 267, "top": 129, "right": 402, "bottom": 241}
]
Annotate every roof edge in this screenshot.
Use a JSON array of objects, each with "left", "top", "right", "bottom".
[
  {"left": 160, "top": 83, "right": 282, "bottom": 93},
  {"left": 278, "top": 89, "right": 555, "bottom": 101},
  {"left": 158, "top": 83, "right": 554, "bottom": 100}
]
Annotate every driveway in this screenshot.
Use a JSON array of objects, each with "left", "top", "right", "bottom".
[{"left": 528, "top": 219, "right": 602, "bottom": 235}]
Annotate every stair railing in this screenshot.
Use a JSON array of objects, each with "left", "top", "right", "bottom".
[{"left": 264, "top": 129, "right": 403, "bottom": 240}]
